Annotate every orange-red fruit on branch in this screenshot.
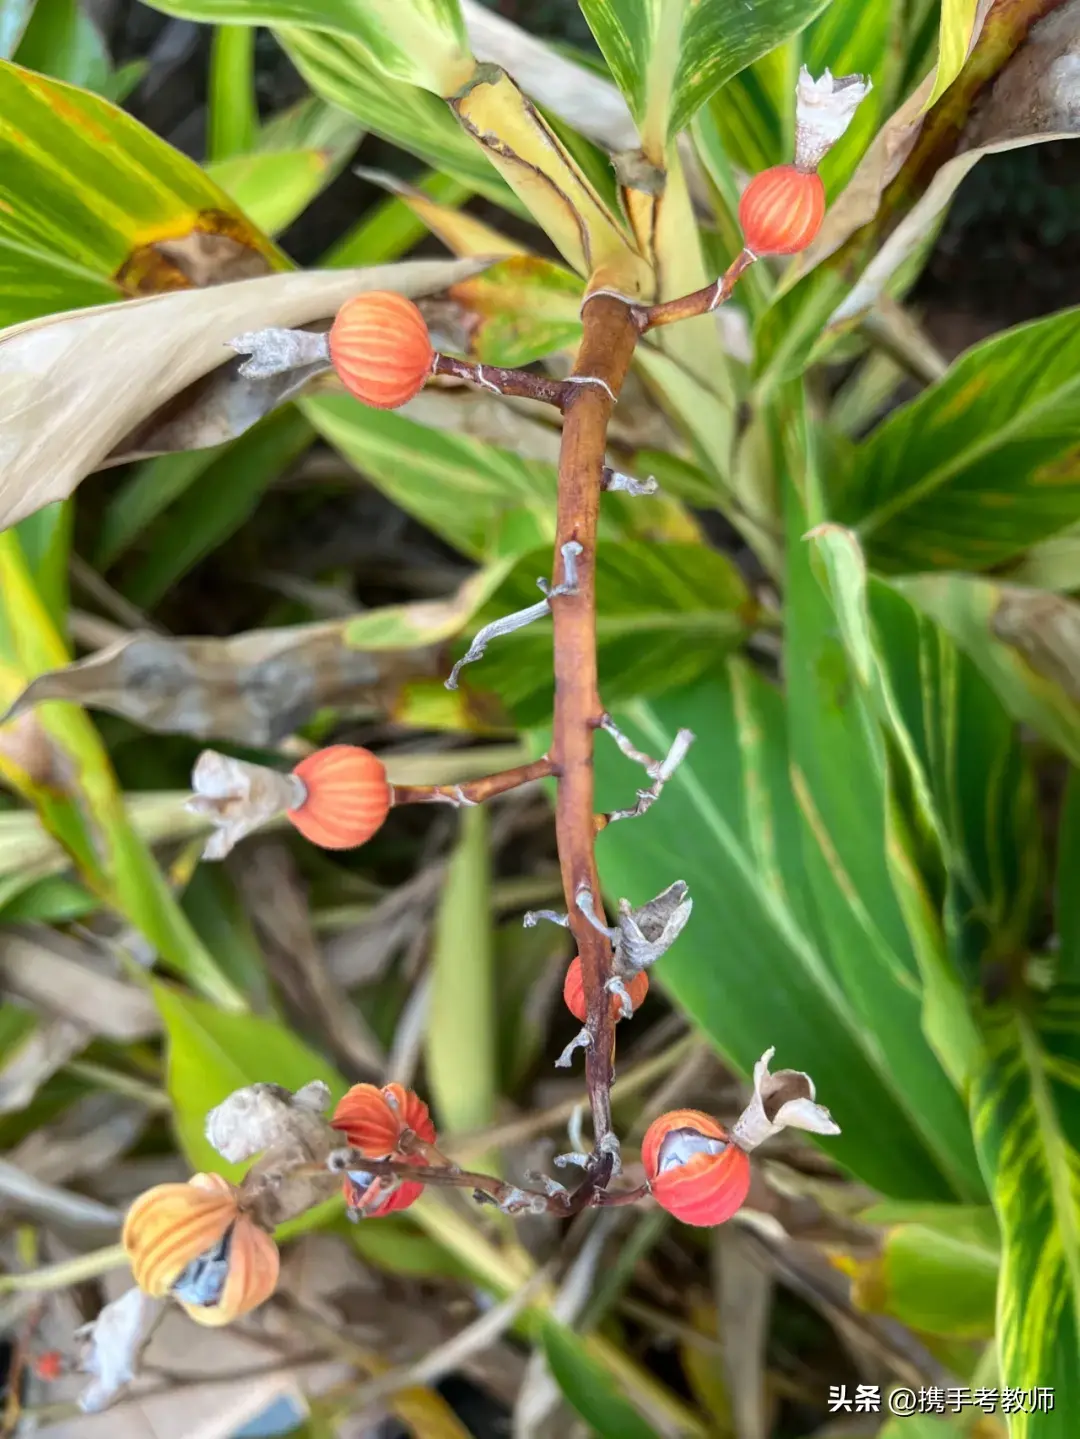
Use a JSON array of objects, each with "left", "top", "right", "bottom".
[
  {"left": 563, "top": 955, "right": 648, "bottom": 1023},
  {"left": 331, "top": 1082, "right": 437, "bottom": 1219},
  {"left": 641, "top": 1110, "right": 751, "bottom": 1227},
  {"left": 329, "top": 291, "right": 434, "bottom": 409},
  {"left": 738, "top": 165, "right": 826, "bottom": 256},
  {"left": 288, "top": 745, "right": 391, "bottom": 850},
  {"left": 122, "top": 1172, "right": 280, "bottom": 1326}
]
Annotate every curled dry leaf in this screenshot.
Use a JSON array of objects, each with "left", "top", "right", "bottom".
[
  {"left": 187, "top": 752, "right": 305, "bottom": 861},
  {"left": 460, "top": 0, "right": 639, "bottom": 153},
  {"left": 731, "top": 1048, "right": 841, "bottom": 1152},
  {"left": 0, "top": 257, "right": 489, "bottom": 528},
  {"left": 0, "top": 623, "right": 442, "bottom": 746},
  {"left": 451, "top": 64, "right": 651, "bottom": 297},
  {"left": 76, "top": 1285, "right": 163, "bottom": 1413}
]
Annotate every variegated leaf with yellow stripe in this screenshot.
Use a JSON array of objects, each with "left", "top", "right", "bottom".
[
  {"left": 144, "top": 0, "right": 474, "bottom": 95},
  {"left": 972, "top": 992, "right": 1080, "bottom": 1435}
]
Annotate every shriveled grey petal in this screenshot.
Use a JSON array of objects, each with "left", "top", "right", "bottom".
[{"left": 76, "top": 1285, "right": 162, "bottom": 1413}]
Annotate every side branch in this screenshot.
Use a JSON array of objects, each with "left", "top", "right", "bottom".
[
  {"left": 431, "top": 354, "right": 569, "bottom": 407},
  {"left": 391, "top": 756, "right": 557, "bottom": 808},
  {"left": 632, "top": 249, "right": 756, "bottom": 333},
  {"left": 552, "top": 294, "right": 640, "bottom": 1189}
]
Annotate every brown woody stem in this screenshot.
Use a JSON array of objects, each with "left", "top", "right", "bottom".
[
  {"left": 632, "top": 250, "right": 757, "bottom": 333},
  {"left": 431, "top": 353, "right": 570, "bottom": 407},
  {"left": 551, "top": 294, "right": 640, "bottom": 1194},
  {"left": 390, "top": 756, "right": 557, "bottom": 809}
]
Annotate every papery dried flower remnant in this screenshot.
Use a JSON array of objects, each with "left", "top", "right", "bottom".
[
  {"left": 730, "top": 1047, "right": 842, "bottom": 1152},
  {"left": 186, "top": 749, "right": 304, "bottom": 860},
  {"left": 793, "top": 66, "right": 874, "bottom": 171},
  {"left": 330, "top": 1082, "right": 437, "bottom": 1219}
]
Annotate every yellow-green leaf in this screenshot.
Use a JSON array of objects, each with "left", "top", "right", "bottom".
[
  {"left": 144, "top": 0, "right": 474, "bottom": 95},
  {"left": 925, "top": 0, "right": 980, "bottom": 109},
  {"left": 451, "top": 63, "right": 651, "bottom": 293},
  {"left": 0, "top": 58, "right": 283, "bottom": 326}
]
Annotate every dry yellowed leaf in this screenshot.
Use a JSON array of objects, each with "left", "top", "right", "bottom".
[{"left": 0, "top": 257, "right": 488, "bottom": 529}]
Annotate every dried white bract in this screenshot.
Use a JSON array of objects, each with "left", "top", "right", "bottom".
[
  {"left": 186, "top": 749, "right": 305, "bottom": 859},
  {"left": 794, "top": 67, "right": 874, "bottom": 171},
  {"left": 76, "top": 1286, "right": 162, "bottom": 1413},
  {"left": 731, "top": 1047, "right": 841, "bottom": 1152},
  {"left": 229, "top": 326, "right": 331, "bottom": 379},
  {"left": 205, "top": 1080, "right": 332, "bottom": 1164}
]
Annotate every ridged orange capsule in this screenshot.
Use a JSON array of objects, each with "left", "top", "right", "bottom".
[
  {"left": 122, "top": 1172, "right": 280, "bottom": 1326},
  {"left": 287, "top": 745, "right": 391, "bottom": 850},
  {"left": 641, "top": 1110, "right": 751, "bottom": 1227},
  {"left": 331, "top": 1082, "right": 436, "bottom": 1155},
  {"left": 329, "top": 291, "right": 434, "bottom": 409},
  {"left": 332, "top": 1083, "right": 437, "bottom": 1220},
  {"left": 738, "top": 165, "right": 826, "bottom": 256},
  {"left": 563, "top": 955, "right": 649, "bottom": 1023}
]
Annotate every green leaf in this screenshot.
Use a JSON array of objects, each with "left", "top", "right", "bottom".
[
  {"left": 869, "top": 579, "right": 1043, "bottom": 984},
  {"left": 467, "top": 541, "right": 753, "bottom": 727},
  {"left": 278, "top": 27, "right": 514, "bottom": 209},
  {"left": 447, "top": 255, "right": 583, "bottom": 367},
  {"left": 207, "top": 24, "right": 257, "bottom": 161},
  {"left": 303, "top": 396, "right": 690, "bottom": 563},
  {"left": 783, "top": 513, "right": 982, "bottom": 1187},
  {"left": 926, "top": 0, "right": 979, "bottom": 109},
  {"left": 835, "top": 308, "right": 1080, "bottom": 573},
  {"left": 14, "top": 0, "right": 110, "bottom": 92},
  {"left": 154, "top": 982, "right": 345, "bottom": 1185},
  {"left": 0, "top": 533, "right": 241, "bottom": 1011},
  {"left": 208, "top": 148, "right": 355, "bottom": 236},
  {"left": 541, "top": 1318, "right": 662, "bottom": 1439},
  {"left": 578, "top": 0, "right": 832, "bottom": 156},
  {"left": 849, "top": 1214, "right": 999, "bottom": 1339},
  {"left": 972, "top": 992, "right": 1080, "bottom": 1434},
  {"left": 117, "top": 408, "right": 315, "bottom": 608},
  {"left": 1057, "top": 770, "right": 1080, "bottom": 986},
  {"left": 144, "top": 0, "right": 472, "bottom": 95},
  {"left": 0, "top": 58, "right": 282, "bottom": 326},
  {"left": 426, "top": 805, "right": 496, "bottom": 1138},
  {"left": 895, "top": 574, "right": 1080, "bottom": 769},
  {"left": 594, "top": 669, "right": 972, "bottom": 1200}
]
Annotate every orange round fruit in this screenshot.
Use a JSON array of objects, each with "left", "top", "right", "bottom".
[
  {"left": 562, "top": 955, "right": 649, "bottom": 1023},
  {"left": 287, "top": 745, "right": 391, "bottom": 850},
  {"left": 738, "top": 165, "right": 826, "bottom": 256},
  {"left": 329, "top": 291, "right": 433, "bottom": 409}
]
